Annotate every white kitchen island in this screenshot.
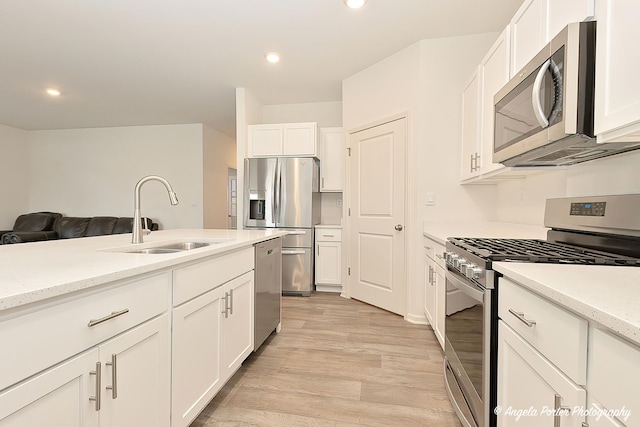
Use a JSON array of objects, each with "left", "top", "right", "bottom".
[{"left": 0, "top": 229, "right": 286, "bottom": 427}]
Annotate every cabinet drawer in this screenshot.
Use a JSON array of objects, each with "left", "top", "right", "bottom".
[
  {"left": 498, "top": 277, "right": 587, "bottom": 384},
  {"left": 173, "top": 247, "right": 254, "bottom": 306},
  {"left": 424, "top": 238, "right": 446, "bottom": 269},
  {"left": 588, "top": 328, "right": 639, "bottom": 426},
  {"left": 0, "top": 272, "right": 170, "bottom": 391},
  {"left": 316, "top": 228, "right": 341, "bottom": 242}
]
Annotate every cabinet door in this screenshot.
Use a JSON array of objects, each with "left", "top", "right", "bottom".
[
  {"left": 99, "top": 314, "right": 170, "bottom": 427},
  {"left": 423, "top": 249, "right": 435, "bottom": 326},
  {"left": 248, "top": 124, "right": 283, "bottom": 157},
  {"left": 316, "top": 241, "right": 341, "bottom": 285},
  {"left": 461, "top": 69, "right": 481, "bottom": 181},
  {"left": 586, "top": 396, "right": 626, "bottom": 427},
  {"left": 283, "top": 122, "right": 317, "bottom": 156},
  {"left": 510, "top": 0, "right": 547, "bottom": 76},
  {"left": 221, "top": 272, "right": 255, "bottom": 379},
  {"left": 479, "top": 27, "right": 510, "bottom": 176},
  {"left": 594, "top": 0, "right": 640, "bottom": 143},
  {"left": 320, "top": 127, "right": 344, "bottom": 192},
  {"left": 0, "top": 349, "right": 99, "bottom": 427},
  {"left": 498, "top": 321, "right": 586, "bottom": 427},
  {"left": 171, "top": 287, "right": 225, "bottom": 427},
  {"left": 434, "top": 266, "right": 446, "bottom": 350},
  {"left": 547, "top": 0, "right": 594, "bottom": 42}
]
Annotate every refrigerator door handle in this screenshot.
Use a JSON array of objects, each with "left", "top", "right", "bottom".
[
  {"left": 272, "top": 160, "right": 278, "bottom": 222},
  {"left": 276, "top": 160, "right": 283, "bottom": 224}
]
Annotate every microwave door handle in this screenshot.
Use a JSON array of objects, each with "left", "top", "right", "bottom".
[
  {"left": 532, "top": 59, "right": 551, "bottom": 128},
  {"left": 547, "top": 59, "right": 563, "bottom": 124}
]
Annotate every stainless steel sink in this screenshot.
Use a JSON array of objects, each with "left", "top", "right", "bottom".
[
  {"left": 153, "top": 242, "right": 211, "bottom": 251},
  {"left": 121, "top": 239, "right": 233, "bottom": 254},
  {"left": 129, "top": 248, "right": 183, "bottom": 254}
]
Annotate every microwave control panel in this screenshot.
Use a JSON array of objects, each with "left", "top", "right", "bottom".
[{"left": 570, "top": 202, "right": 606, "bottom": 216}]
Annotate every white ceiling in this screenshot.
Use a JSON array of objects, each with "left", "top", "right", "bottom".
[{"left": 0, "top": 0, "right": 523, "bottom": 137}]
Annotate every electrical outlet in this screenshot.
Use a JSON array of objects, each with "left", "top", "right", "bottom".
[{"left": 336, "top": 199, "right": 342, "bottom": 207}]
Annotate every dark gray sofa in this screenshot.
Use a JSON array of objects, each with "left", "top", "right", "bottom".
[{"left": 1, "top": 213, "right": 156, "bottom": 244}]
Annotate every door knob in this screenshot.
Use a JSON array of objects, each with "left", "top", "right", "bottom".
[{"left": 395, "top": 224, "right": 403, "bottom": 231}]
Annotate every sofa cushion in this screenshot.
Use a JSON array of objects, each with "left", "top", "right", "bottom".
[
  {"left": 13, "top": 214, "right": 55, "bottom": 232},
  {"left": 55, "top": 217, "right": 91, "bottom": 239},
  {"left": 86, "top": 217, "right": 118, "bottom": 237},
  {"left": 113, "top": 218, "right": 134, "bottom": 234}
]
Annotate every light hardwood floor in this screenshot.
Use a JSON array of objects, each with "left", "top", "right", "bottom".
[{"left": 191, "top": 292, "right": 461, "bottom": 427}]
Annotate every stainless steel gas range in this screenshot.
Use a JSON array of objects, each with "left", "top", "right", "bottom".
[{"left": 443, "top": 194, "right": 640, "bottom": 427}]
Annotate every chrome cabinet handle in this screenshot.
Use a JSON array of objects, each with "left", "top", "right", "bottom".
[
  {"left": 470, "top": 154, "right": 474, "bottom": 173},
  {"left": 221, "top": 294, "right": 228, "bottom": 318},
  {"left": 395, "top": 224, "right": 403, "bottom": 231},
  {"left": 554, "top": 394, "right": 570, "bottom": 427},
  {"left": 322, "top": 234, "right": 334, "bottom": 237},
  {"left": 88, "top": 309, "right": 129, "bottom": 327},
  {"left": 89, "top": 362, "right": 102, "bottom": 411},
  {"left": 105, "top": 353, "right": 118, "bottom": 399},
  {"left": 508, "top": 309, "right": 536, "bottom": 327},
  {"left": 322, "top": 177, "right": 325, "bottom": 188},
  {"left": 229, "top": 289, "right": 234, "bottom": 315}
]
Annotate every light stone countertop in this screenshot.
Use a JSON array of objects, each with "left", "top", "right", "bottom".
[
  {"left": 0, "top": 229, "right": 287, "bottom": 312},
  {"left": 493, "top": 262, "right": 640, "bottom": 347},
  {"left": 315, "top": 224, "right": 342, "bottom": 229},
  {"left": 423, "top": 220, "right": 549, "bottom": 245}
]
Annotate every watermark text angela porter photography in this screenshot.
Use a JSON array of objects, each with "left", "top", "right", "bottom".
[{"left": 494, "top": 404, "right": 631, "bottom": 422}]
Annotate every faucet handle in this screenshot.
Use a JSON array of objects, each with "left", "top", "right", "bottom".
[{"left": 142, "top": 228, "right": 151, "bottom": 236}]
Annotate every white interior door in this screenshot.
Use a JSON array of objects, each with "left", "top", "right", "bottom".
[{"left": 349, "top": 117, "right": 406, "bottom": 315}]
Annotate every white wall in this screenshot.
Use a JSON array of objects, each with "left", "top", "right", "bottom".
[
  {"left": 0, "top": 125, "right": 29, "bottom": 229},
  {"left": 342, "top": 33, "right": 499, "bottom": 323},
  {"left": 494, "top": 150, "right": 640, "bottom": 224},
  {"left": 263, "top": 101, "right": 343, "bottom": 128},
  {"left": 27, "top": 124, "right": 204, "bottom": 229},
  {"left": 203, "top": 125, "right": 236, "bottom": 229},
  {"left": 235, "top": 88, "right": 264, "bottom": 230}
]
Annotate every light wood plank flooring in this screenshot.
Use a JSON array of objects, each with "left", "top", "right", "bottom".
[{"left": 191, "top": 292, "right": 461, "bottom": 427}]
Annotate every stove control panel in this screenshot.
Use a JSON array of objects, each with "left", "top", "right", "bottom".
[
  {"left": 445, "top": 251, "right": 484, "bottom": 280},
  {"left": 570, "top": 201, "right": 606, "bottom": 216}
]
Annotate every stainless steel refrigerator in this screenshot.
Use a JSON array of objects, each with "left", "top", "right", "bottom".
[{"left": 244, "top": 157, "right": 320, "bottom": 296}]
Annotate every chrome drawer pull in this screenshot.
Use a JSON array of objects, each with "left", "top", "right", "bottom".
[
  {"left": 106, "top": 353, "right": 118, "bottom": 399},
  {"left": 221, "top": 295, "right": 228, "bottom": 318},
  {"left": 322, "top": 234, "right": 335, "bottom": 237},
  {"left": 88, "top": 309, "right": 130, "bottom": 327},
  {"left": 229, "top": 289, "right": 234, "bottom": 315},
  {"left": 89, "top": 362, "right": 101, "bottom": 411},
  {"left": 508, "top": 309, "right": 536, "bottom": 327},
  {"left": 554, "top": 394, "right": 570, "bottom": 427}
]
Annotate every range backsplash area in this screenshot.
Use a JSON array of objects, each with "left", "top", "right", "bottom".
[{"left": 494, "top": 149, "right": 640, "bottom": 224}]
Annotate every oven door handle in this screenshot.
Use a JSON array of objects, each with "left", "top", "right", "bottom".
[{"left": 446, "top": 270, "right": 484, "bottom": 302}]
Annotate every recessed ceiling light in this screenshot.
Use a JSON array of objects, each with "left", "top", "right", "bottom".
[
  {"left": 46, "top": 88, "right": 61, "bottom": 96},
  {"left": 266, "top": 53, "right": 280, "bottom": 63},
  {"left": 344, "top": 0, "right": 367, "bottom": 9}
]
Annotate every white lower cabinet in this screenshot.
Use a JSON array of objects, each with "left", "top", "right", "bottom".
[
  {"left": 498, "top": 321, "right": 586, "bottom": 427},
  {"left": 423, "top": 237, "right": 445, "bottom": 349},
  {"left": 171, "top": 269, "right": 254, "bottom": 427},
  {"left": 0, "top": 349, "right": 99, "bottom": 426},
  {"left": 315, "top": 228, "right": 342, "bottom": 293},
  {"left": 0, "top": 313, "right": 170, "bottom": 427}
]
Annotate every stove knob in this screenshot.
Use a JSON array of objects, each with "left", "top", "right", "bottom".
[
  {"left": 448, "top": 253, "right": 459, "bottom": 266},
  {"left": 470, "top": 267, "right": 482, "bottom": 280},
  {"left": 454, "top": 257, "right": 466, "bottom": 269},
  {"left": 464, "top": 263, "right": 476, "bottom": 278}
]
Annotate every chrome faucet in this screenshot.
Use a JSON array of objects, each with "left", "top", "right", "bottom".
[{"left": 132, "top": 175, "right": 179, "bottom": 244}]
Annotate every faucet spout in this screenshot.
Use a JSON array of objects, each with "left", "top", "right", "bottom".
[{"left": 132, "top": 175, "right": 179, "bottom": 244}]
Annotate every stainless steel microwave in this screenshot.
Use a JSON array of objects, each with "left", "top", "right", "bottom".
[{"left": 493, "top": 21, "right": 639, "bottom": 167}]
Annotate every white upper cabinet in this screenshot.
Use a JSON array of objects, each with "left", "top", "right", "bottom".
[
  {"left": 547, "top": 0, "right": 594, "bottom": 41},
  {"left": 510, "top": 0, "right": 547, "bottom": 76},
  {"left": 479, "top": 27, "right": 511, "bottom": 176},
  {"left": 319, "top": 127, "right": 344, "bottom": 192},
  {"left": 510, "top": 0, "right": 594, "bottom": 77},
  {"left": 248, "top": 122, "right": 317, "bottom": 158},
  {"left": 594, "top": 0, "right": 640, "bottom": 143},
  {"left": 461, "top": 69, "right": 481, "bottom": 181}
]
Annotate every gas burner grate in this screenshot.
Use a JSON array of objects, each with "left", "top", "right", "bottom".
[{"left": 448, "top": 238, "right": 640, "bottom": 266}]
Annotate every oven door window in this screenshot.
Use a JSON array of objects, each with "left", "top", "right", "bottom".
[
  {"left": 445, "top": 271, "right": 485, "bottom": 400},
  {"left": 494, "top": 46, "right": 565, "bottom": 153}
]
